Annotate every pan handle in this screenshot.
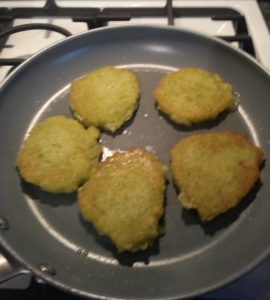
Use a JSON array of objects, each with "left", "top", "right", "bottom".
[{"left": 0, "top": 251, "right": 29, "bottom": 284}]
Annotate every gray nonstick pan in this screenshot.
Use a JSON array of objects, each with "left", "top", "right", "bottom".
[{"left": 0, "top": 25, "right": 270, "bottom": 299}]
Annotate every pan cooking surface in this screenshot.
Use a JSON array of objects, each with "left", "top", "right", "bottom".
[
  {"left": 23, "top": 63, "right": 257, "bottom": 266},
  {"left": 0, "top": 26, "right": 270, "bottom": 299}
]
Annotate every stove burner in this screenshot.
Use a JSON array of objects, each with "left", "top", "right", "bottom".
[
  {"left": 0, "top": 0, "right": 256, "bottom": 69},
  {"left": 0, "top": 23, "right": 71, "bottom": 67}
]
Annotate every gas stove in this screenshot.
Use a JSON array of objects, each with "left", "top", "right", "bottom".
[
  {"left": 0, "top": 0, "right": 270, "bottom": 81},
  {"left": 0, "top": 1, "right": 270, "bottom": 299}
]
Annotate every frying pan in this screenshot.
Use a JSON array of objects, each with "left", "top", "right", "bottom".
[{"left": 0, "top": 25, "right": 270, "bottom": 299}]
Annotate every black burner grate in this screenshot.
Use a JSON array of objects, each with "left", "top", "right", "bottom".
[{"left": 0, "top": 0, "right": 255, "bottom": 68}]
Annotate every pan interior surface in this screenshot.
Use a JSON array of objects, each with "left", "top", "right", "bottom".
[{"left": 0, "top": 26, "right": 270, "bottom": 300}]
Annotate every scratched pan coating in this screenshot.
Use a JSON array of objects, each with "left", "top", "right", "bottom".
[{"left": 0, "top": 25, "right": 270, "bottom": 299}]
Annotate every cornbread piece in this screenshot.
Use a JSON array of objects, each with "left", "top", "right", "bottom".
[
  {"left": 154, "top": 67, "right": 235, "bottom": 126},
  {"left": 171, "top": 132, "right": 264, "bottom": 221},
  {"left": 70, "top": 66, "right": 140, "bottom": 132},
  {"left": 79, "top": 148, "right": 167, "bottom": 252},
  {"left": 17, "top": 116, "right": 101, "bottom": 193}
]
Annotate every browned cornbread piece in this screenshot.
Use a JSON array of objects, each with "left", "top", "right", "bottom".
[
  {"left": 171, "top": 132, "right": 264, "bottom": 221},
  {"left": 17, "top": 115, "right": 101, "bottom": 193},
  {"left": 78, "top": 148, "right": 167, "bottom": 252},
  {"left": 70, "top": 66, "right": 140, "bottom": 132},
  {"left": 154, "top": 67, "right": 235, "bottom": 126}
]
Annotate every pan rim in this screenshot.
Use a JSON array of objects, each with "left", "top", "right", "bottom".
[
  {"left": 0, "top": 24, "right": 270, "bottom": 91},
  {"left": 1, "top": 232, "right": 270, "bottom": 300}
]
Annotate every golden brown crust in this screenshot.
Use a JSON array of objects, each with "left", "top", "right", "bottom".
[
  {"left": 154, "top": 68, "right": 235, "bottom": 126},
  {"left": 70, "top": 66, "right": 140, "bottom": 132},
  {"left": 171, "top": 132, "right": 264, "bottom": 221},
  {"left": 78, "top": 148, "right": 167, "bottom": 252},
  {"left": 16, "top": 116, "right": 101, "bottom": 193}
]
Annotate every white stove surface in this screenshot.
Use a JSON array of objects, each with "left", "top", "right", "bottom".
[{"left": 0, "top": 0, "right": 269, "bottom": 83}]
